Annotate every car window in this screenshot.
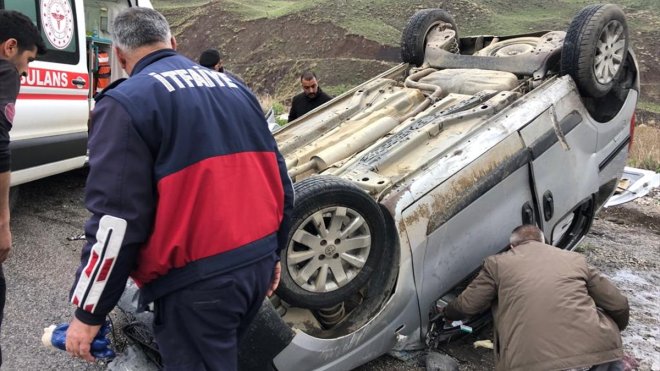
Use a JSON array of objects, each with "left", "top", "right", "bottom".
[{"left": 3, "top": 0, "right": 80, "bottom": 65}]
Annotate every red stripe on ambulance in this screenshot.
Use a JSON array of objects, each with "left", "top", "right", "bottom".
[{"left": 20, "top": 67, "right": 89, "bottom": 89}]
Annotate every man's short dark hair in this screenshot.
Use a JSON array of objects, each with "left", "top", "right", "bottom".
[
  {"left": 300, "top": 70, "right": 317, "bottom": 81},
  {"left": 0, "top": 10, "right": 46, "bottom": 55},
  {"left": 199, "top": 49, "right": 221, "bottom": 68},
  {"left": 510, "top": 224, "right": 545, "bottom": 246}
]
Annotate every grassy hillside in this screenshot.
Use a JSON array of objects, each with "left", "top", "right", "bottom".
[
  {"left": 153, "top": 0, "right": 660, "bottom": 169},
  {"left": 155, "top": 0, "right": 658, "bottom": 42}
]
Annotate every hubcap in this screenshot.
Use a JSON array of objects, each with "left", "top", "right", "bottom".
[
  {"left": 594, "top": 20, "right": 626, "bottom": 85},
  {"left": 287, "top": 206, "right": 371, "bottom": 293}
]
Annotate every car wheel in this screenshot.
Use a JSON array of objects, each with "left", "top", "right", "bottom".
[
  {"left": 401, "top": 9, "right": 458, "bottom": 66},
  {"left": 561, "top": 4, "right": 629, "bottom": 98},
  {"left": 277, "top": 176, "right": 387, "bottom": 309}
]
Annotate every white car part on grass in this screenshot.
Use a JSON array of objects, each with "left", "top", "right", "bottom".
[{"left": 605, "top": 167, "right": 660, "bottom": 207}]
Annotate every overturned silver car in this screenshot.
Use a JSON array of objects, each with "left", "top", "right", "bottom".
[
  {"left": 120, "top": 4, "right": 640, "bottom": 370},
  {"left": 243, "top": 3, "right": 640, "bottom": 370}
]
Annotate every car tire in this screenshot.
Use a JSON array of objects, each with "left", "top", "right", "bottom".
[
  {"left": 277, "top": 176, "right": 387, "bottom": 309},
  {"left": 401, "top": 9, "right": 458, "bottom": 67},
  {"left": 561, "top": 4, "right": 629, "bottom": 98}
]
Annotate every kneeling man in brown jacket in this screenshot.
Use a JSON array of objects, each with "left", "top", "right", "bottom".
[{"left": 444, "top": 224, "right": 629, "bottom": 371}]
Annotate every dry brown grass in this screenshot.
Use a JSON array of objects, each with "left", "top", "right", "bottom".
[
  {"left": 257, "top": 93, "right": 288, "bottom": 126},
  {"left": 257, "top": 93, "right": 274, "bottom": 114},
  {"left": 629, "top": 124, "right": 660, "bottom": 172}
]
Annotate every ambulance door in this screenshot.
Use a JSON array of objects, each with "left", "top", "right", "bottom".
[{"left": 4, "top": 0, "right": 89, "bottom": 185}]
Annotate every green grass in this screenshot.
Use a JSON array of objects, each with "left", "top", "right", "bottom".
[
  {"left": 153, "top": 0, "right": 210, "bottom": 9},
  {"left": 638, "top": 101, "right": 660, "bottom": 114},
  {"left": 155, "top": 0, "right": 660, "bottom": 45},
  {"left": 323, "top": 84, "right": 355, "bottom": 98},
  {"left": 338, "top": 18, "right": 400, "bottom": 45},
  {"left": 573, "top": 242, "right": 597, "bottom": 253},
  {"left": 468, "top": 8, "right": 577, "bottom": 35},
  {"left": 219, "top": 0, "right": 317, "bottom": 20}
]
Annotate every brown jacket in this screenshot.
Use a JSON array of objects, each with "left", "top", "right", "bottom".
[{"left": 445, "top": 241, "right": 629, "bottom": 371}]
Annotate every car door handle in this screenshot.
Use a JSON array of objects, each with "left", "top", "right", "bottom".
[
  {"left": 543, "top": 190, "right": 554, "bottom": 221},
  {"left": 522, "top": 202, "right": 535, "bottom": 225},
  {"left": 72, "top": 77, "right": 86, "bottom": 88}
]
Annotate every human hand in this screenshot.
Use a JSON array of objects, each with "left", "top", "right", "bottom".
[
  {"left": 65, "top": 317, "right": 102, "bottom": 362},
  {"left": 266, "top": 261, "right": 281, "bottom": 297},
  {"left": 0, "top": 223, "right": 12, "bottom": 263}
]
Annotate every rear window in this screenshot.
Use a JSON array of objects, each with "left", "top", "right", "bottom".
[{"left": 2, "top": 0, "right": 80, "bottom": 65}]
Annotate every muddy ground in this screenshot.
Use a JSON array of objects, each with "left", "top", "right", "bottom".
[{"left": 359, "top": 189, "right": 660, "bottom": 371}]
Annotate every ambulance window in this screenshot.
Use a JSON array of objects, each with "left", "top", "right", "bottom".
[
  {"left": 2, "top": 1, "right": 37, "bottom": 23},
  {"left": 2, "top": 0, "right": 80, "bottom": 65}
]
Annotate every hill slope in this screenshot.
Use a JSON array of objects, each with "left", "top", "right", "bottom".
[{"left": 153, "top": 0, "right": 659, "bottom": 119}]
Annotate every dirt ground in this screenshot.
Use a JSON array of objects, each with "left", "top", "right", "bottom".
[{"left": 360, "top": 189, "right": 660, "bottom": 371}]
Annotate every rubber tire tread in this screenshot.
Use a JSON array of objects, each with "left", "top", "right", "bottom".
[
  {"left": 401, "top": 9, "right": 457, "bottom": 66},
  {"left": 561, "top": 4, "right": 628, "bottom": 98},
  {"left": 277, "top": 175, "right": 388, "bottom": 309}
]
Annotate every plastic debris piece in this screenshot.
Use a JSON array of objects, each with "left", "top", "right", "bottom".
[
  {"left": 473, "top": 339, "right": 494, "bottom": 349},
  {"left": 460, "top": 324, "right": 473, "bottom": 333},
  {"left": 67, "top": 232, "right": 86, "bottom": 241}
]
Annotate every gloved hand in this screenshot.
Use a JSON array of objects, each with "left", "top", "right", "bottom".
[{"left": 42, "top": 321, "right": 116, "bottom": 360}]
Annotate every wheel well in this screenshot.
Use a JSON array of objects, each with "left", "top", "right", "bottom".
[
  {"left": 327, "top": 204, "right": 400, "bottom": 335},
  {"left": 581, "top": 52, "right": 638, "bottom": 123}
]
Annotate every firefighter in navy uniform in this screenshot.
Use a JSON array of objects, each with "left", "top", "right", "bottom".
[{"left": 65, "top": 8, "right": 293, "bottom": 370}]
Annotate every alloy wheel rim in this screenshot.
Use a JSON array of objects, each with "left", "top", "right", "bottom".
[
  {"left": 287, "top": 206, "right": 371, "bottom": 293},
  {"left": 593, "top": 20, "right": 626, "bottom": 85}
]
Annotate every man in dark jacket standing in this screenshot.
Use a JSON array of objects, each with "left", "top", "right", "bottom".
[
  {"left": 444, "top": 225, "right": 629, "bottom": 371},
  {"left": 0, "top": 10, "right": 45, "bottom": 365},
  {"left": 65, "top": 8, "right": 293, "bottom": 370},
  {"left": 199, "top": 48, "right": 244, "bottom": 84},
  {"left": 288, "top": 70, "right": 332, "bottom": 122}
]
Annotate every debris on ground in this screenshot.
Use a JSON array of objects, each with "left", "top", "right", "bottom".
[
  {"left": 473, "top": 340, "right": 493, "bottom": 350},
  {"left": 426, "top": 351, "right": 459, "bottom": 371}
]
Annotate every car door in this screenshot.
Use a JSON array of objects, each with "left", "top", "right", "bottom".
[
  {"left": 402, "top": 133, "right": 537, "bottom": 321},
  {"left": 518, "top": 98, "right": 599, "bottom": 245}
]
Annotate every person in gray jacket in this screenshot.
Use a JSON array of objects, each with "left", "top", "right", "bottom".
[{"left": 444, "top": 224, "right": 629, "bottom": 371}]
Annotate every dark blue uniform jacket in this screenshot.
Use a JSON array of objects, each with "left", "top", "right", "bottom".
[{"left": 71, "top": 49, "right": 293, "bottom": 325}]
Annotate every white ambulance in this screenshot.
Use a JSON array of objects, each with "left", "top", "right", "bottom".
[{"left": 1, "top": 0, "right": 153, "bottom": 186}]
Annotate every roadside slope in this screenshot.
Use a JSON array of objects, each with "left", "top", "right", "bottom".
[{"left": 154, "top": 0, "right": 659, "bottom": 118}]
